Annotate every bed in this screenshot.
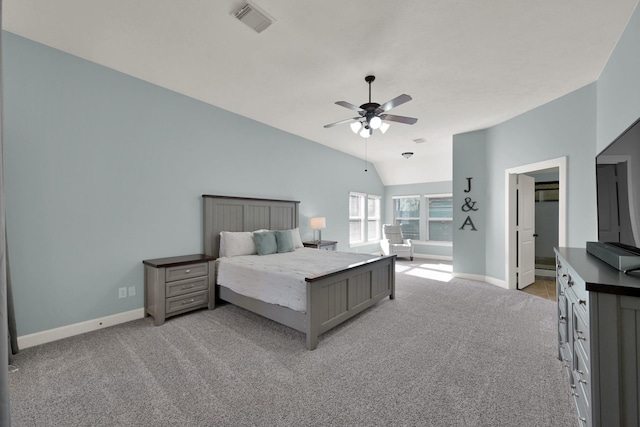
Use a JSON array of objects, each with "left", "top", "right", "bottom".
[{"left": 203, "top": 195, "right": 396, "bottom": 350}]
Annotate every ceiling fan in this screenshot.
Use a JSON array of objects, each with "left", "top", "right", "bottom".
[{"left": 324, "top": 75, "right": 417, "bottom": 138}]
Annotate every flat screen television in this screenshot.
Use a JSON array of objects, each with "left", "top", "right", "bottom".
[{"left": 596, "top": 116, "right": 640, "bottom": 256}]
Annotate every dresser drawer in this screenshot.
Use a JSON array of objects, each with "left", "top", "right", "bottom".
[
  {"left": 573, "top": 308, "right": 590, "bottom": 361},
  {"left": 166, "top": 276, "right": 208, "bottom": 298},
  {"left": 165, "top": 262, "right": 208, "bottom": 282},
  {"left": 166, "top": 290, "right": 208, "bottom": 315},
  {"left": 573, "top": 346, "right": 591, "bottom": 422}
]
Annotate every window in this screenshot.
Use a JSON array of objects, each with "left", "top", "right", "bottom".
[
  {"left": 392, "top": 193, "right": 453, "bottom": 243},
  {"left": 393, "top": 196, "right": 420, "bottom": 240},
  {"left": 427, "top": 195, "right": 453, "bottom": 242},
  {"left": 367, "top": 195, "right": 381, "bottom": 241},
  {"left": 349, "top": 193, "right": 365, "bottom": 244},
  {"left": 349, "top": 192, "right": 381, "bottom": 245}
]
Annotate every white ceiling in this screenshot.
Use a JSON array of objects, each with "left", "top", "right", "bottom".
[{"left": 3, "top": 1, "right": 638, "bottom": 185}]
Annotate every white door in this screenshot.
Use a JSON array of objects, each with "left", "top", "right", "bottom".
[{"left": 518, "top": 174, "right": 536, "bottom": 289}]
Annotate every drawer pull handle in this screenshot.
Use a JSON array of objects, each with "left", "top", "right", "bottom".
[
  {"left": 182, "top": 299, "right": 195, "bottom": 305},
  {"left": 182, "top": 285, "right": 195, "bottom": 290},
  {"left": 579, "top": 417, "right": 587, "bottom": 422},
  {"left": 577, "top": 370, "right": 584, "bottom": 375},
  {"left": 579, "top": 299, "right": 586, "bottom": 305},
  {"left": 578, "top": 336, "right": 586, "bottom": 341},
  {"left": 185, "top": 269, "right": 191, "bottom": 273},
  {"left": 579, "top": 379, "right": 587, "bottom": 384},
  {"left": 571, "top": 391, "right": 579, "bottom": 397}
]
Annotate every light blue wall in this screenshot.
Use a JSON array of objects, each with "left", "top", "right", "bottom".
[
  {"left": 452, "top": 131, "right": 487, "bottom": 276},
  {"left": 597, "top": 3, "right": 640, "bottom": 153},
  {"left": 384, "top": 181, "right": 453, "bottom": 258},
  {"left": 452, "top": 1, "right": 640, "bottom": 282},
  {"left": 453, "top": 84, "right": 597, "bottom": 281},
  {"left": 3, "top": 33, "right": 385, "bottom": 336}
]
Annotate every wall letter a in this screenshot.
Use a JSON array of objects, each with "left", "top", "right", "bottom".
[{"left": 459, "top": 216, "right": 478, "bottom": 231}]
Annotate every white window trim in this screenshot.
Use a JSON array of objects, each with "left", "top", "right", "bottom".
[
  {"left": 349, "top": 191, "right": 382, "bottom": 247},
  {"left": 425, "top": 193, "right": 453, "bottom": 243},
  {"left": 392, "top": 195, "right": 421, "bottom": 240},
  {"left": 366, "top": 194, "right": 382, "bottom": 242}
]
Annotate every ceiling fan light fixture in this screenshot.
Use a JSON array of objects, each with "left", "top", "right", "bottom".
[
  {"left": 350, "top": 121, "right": 362, "bottom": 134},
  {"left": 379, "top": 122, "right": 390, "bottom": 134},
  {"left": 360, "top": 127, "right": 371, "bottom": 138},
  {"left": 369, "top": 116, "right": 382, "bottom": 130}
]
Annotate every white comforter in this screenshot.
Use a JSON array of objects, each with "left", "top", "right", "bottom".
[{"left": 216, "top": 248, "right": 376, "bottom": 312}]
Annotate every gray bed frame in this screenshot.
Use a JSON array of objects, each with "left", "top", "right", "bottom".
[{"left": 203, "top": 195, "right": 396, "bottom": 350}]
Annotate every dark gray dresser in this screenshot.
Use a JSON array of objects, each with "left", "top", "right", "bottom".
[
  {"left": 555, "top": 247, "right": 640, "bottom": 427},
  {"left": 143, "top": 254, "right": 216, "bottom": 326}
]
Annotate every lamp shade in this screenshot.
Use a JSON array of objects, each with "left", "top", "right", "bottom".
[{"left": 310, "top": 217, "right": 326, "bottom": 230}]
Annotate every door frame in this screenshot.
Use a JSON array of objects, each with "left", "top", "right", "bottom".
[{"left": 505, "top": 156, "right": 567, "bottom": 290}]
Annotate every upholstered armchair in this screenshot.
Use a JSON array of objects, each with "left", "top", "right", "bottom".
[{"left": 380, "top": 224, "right": 413, "bottom": 260}]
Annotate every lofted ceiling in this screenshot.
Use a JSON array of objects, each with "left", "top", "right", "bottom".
[{"left": 3, "top": 1, "right": 638, "bottom": 185}]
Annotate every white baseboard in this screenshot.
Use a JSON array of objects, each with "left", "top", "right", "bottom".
[
  {"left": 452, "top": 272, "right": 509, "bottom": 289},
  {"left": 18, "top": 308, "right": 145, "bottom": 350},
  {"left": 412, "top": 253, "right": 453, "bottom": 261}
]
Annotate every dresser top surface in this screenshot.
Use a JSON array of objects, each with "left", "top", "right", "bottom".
[
  {"left": 556, "top": 247, "right": 640, "bottom": 297},
  {"left": 143, "top": 254, "right": 216, "bottom": 268}
]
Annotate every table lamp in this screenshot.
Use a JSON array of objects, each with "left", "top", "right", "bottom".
[{"left": 310, "top": 217, "right": 326, "bottom": 242}]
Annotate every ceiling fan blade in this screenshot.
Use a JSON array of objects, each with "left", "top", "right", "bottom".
[
  {"left": 380, "top": 114, "right": 418, "bottom": 125},
  {"left": 335, "top": 101, "right": 364, "bottom": 113},
  {"left": 324, "top": 117, "right": 361, "bottom": 128},
  {"left": 378, "top": 94, "right": 412, "bottom": 112}
]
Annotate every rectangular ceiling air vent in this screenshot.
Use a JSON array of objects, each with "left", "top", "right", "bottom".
[{"left": 234, "top": 2, "right": 275, "bottom": 33}]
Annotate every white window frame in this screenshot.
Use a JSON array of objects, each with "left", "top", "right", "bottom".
[
  {"left": 392, "top": 195, "right": 421, "bottom": 241},
  {"left": 349, "top": 191, "right": 382, "bottom": 247},
  {"left": 367, "top": 194, "right": 382, "bottom": 242},
  {"left": 425, "top": 193, "right": 453, "bottom": 245}
]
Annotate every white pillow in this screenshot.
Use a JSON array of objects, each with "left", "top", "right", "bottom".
[
  {"left": 219, "top": 231, "right": 257, "bottom": 257},
  {"left": 290, "top": 228, "right": 303, "bottom": 249}
]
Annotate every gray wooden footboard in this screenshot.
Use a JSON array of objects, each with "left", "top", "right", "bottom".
[
  {"left": 304, "top": 254, "right": 395, "bottom": 350},
  {"left": 218, "top": 255, "right": 395, "bottom": 350}
]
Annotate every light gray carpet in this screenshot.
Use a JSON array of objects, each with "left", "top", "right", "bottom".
[{"left": 9, "top": 260, "right": 576, "bottom": 426}]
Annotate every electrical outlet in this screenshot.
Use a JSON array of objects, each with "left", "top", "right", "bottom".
[
  {"left": 118, "top": 287, "right": 127, "bottom": 299},
  {"left": 128, "top": 286, "right": 136, "bottom": 297}
]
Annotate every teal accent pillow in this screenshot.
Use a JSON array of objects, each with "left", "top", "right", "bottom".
[
  {"left": 274, "top": 230, "right": 295, "bottom": 253},
  {"left": 254, "top": 231, "right": 277, "bottom": 255}
]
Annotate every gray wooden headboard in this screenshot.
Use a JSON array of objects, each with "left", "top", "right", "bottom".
[{"left": 202, "top": 195, "right": 300, "bottom": 258}]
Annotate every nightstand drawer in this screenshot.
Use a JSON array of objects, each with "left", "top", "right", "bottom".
[
  {"left": 165, "top": 262, "right": 208, "bottom": 282},
  {"left": 166, "top": 276, "right": 208, "bottom": 298},
  {"left": 166, "top": 290, "right": 208, "bottom": 315}
]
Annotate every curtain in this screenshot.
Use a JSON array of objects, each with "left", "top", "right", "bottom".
[{"left": 1, "top": 0, "right": 17, "bottom": 424}]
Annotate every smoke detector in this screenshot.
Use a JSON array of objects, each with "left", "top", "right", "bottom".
[{"left": 233, "top": 2, "right": 276, "bottom": 33}]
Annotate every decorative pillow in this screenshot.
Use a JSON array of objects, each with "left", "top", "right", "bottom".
[
  {"left": 254, "top": 231, "right": 278, "bottom": 255},
  {"left": 290, "top": 228, "right": 304, "bottom": 249},
  {"left": 219, "top": 231, "right": 257, "bottom": 257},
  {"left": 274, "top": 230, "right": 295, "bottom": 253}
]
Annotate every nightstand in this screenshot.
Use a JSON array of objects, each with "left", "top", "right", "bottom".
[
  {"left": 303, "top": 240, "right": 338, "bottom": 251},
  {"left": 143, "top": 254, "right": 216, "bottom": 326}
]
